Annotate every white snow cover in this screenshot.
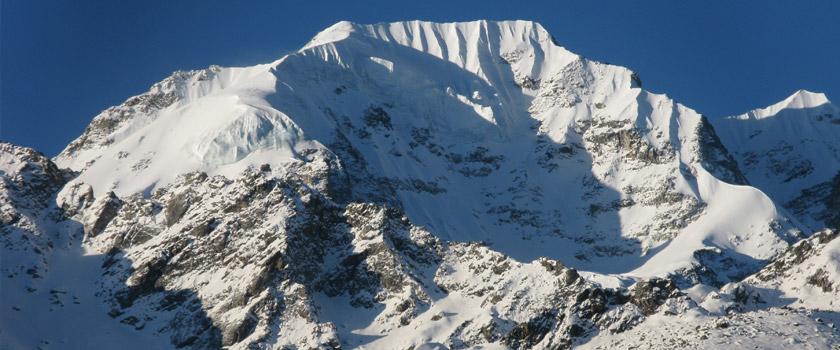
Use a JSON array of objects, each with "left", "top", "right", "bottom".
[
  {"left": 711, "top": 89, "right": 840, "bottom": 229},
  {"left": 53, "top": 20, "right": 800, "bottom": 278},
  {"left": 54, "top": 64, "right": 307, "bottom": 196},
  {"left": 733, "top": 90, "right": 831, "bottom": 120},
  {"left": 3, "top": 19, "right": 834, "bottom": 349}
]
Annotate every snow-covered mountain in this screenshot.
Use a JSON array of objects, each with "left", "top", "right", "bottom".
[
  {"left": 2, "top": 20, "right": 838, "bottom": 349},
  {"left": 710, "top": 90, "right": 840, "bottom": 231}
]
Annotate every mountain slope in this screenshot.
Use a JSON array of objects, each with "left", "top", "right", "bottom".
[
  {"left": 0, "top": 143, "right": 174, "bottom": 349},
  {"left": 2, "top": 20, "right": 837, "bottom": 350},
  {"left": 710, "top": 90, "right": 840, "bottom": 230},
  {"left": 53, "top": 20, "right": 798, "bottom": 279}
]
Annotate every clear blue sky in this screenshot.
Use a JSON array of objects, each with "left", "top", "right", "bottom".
[{"left": 2, "top": 0, "right": 839, "bottom": 156}]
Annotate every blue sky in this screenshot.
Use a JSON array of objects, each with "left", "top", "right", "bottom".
[{"left": 2, "top": 0, "right": 839, "bottom": 155}]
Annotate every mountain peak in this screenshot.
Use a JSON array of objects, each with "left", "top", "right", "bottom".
[
  {"left": 302, "top": 20, "right": 357, "bottom": 50},
  {"left": 297, "top": 19, "right": 587, "bottom": 96},
  {"left": 303, "top": 19, "right": 555, "bottom": 52},
  {"left": 738, "top": 89, "right": 832, "bottom": 120},
  {"left": 782, "top": 89, "right": 830, "bottom": 109}
]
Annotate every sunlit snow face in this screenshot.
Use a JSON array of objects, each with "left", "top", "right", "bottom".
[
  {"left": 190, "top": 107, "right": 302, "bottom": 166},
  {"left": 53, "top": 19, "right": 813, "bottom": 279}
]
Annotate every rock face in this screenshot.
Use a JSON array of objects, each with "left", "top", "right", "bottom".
[
  {"left": 705, "top": 229, "right": 840, "bottom": 313},
  {"left": 2, "top": 20, "right": 839, "bottom": 350},
  {"left": 0, "top": 142, "right": 71, "bottom": 287},
  {"left": 786, "top": 171, "right": 840, "bottom": 230}
]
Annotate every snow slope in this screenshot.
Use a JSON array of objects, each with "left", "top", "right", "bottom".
[
  {"left": 0, "top": 143, "right": 171, "bottom": 349},
  {"left": 54, "top": 20, "right": 798, "bottom": 280},
  {"left": 711, "top": 90, "right": 840, "bottom": 230}
]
